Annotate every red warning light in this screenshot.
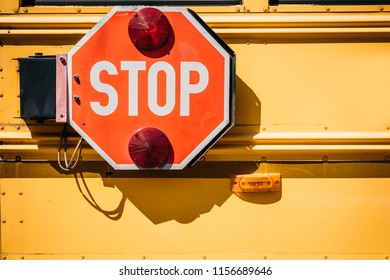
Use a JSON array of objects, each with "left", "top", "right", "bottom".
[
  {"left": 128, "top": 7, "right": 171, "bottom": 51},
  {"left": 128, "top": 127, "right": 171, "bottom": 169}
]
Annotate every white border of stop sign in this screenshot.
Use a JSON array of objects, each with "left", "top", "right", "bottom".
[{"left": 68, "top": 6, "right": 235, "bottom": 170}]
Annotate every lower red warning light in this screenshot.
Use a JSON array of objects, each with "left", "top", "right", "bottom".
[{"left": 128, "top": 127, "right": 173, "bottom": 169}]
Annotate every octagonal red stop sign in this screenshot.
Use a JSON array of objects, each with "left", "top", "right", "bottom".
[{"left": 68, "top": 6, "right": 235, "bottom": 170}]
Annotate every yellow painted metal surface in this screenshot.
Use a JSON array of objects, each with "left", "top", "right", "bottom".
[
  {"left": 1, "top": 1, "right": 390, "bottom": 260},
  {"left": 1, "top": 174, "right": 390, "bottom": 260}
]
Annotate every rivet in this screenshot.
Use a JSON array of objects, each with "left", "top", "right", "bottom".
[
  {"left": 1, "top": 219, "right": 6, "bottom": 223},
  {"left": 202, "top": 256, "right": 207, "bottom": 259},
  {"left": 1, "top": 191, "right": 5, "bottom": 195},
  {"left": 19, "top": 191, "right": 23, "bottom": 195},
  {"left": 2, "top": 256, "right": 6, "bottom": 260},
  {"left": 324, "top": 255, "right": 328, "bottom": 259},
  {"left": 263, "top": 256, "right": 267, "bottom": 259},
  {"left": 386, "top": 127, "right": 390, "bottom": 131},
  {"left": 262, "top": 127, "right": 266, "bottom": 131},
  {"left": 73, "top": 95, "right": 80, "bottom": 103},
  {"left": 0, "top": 67, "right": 3, "bottom": 72},
  {"left": 0, "top": 126, "right": 4, "bottom": 130},
  {"left": 19, "top": 219, "right": 24, "bottom": 223},
  {"left": 263, "top": 8, "right": 268, "bottom": 12},
  {"left": 59, "top": 57, "right": 67, "bottom": 65},
  {"left": 325, "top": 7, "right": 330, "bottom": 12},
  {"left": 324, "top": 126, "right": 328, "bottom": 131},
  {"left": 16, "top": 125, "right": 20, "bottom": 130},
  {"left": 0, "top": 93, "right": 3, "bottom": 97},
  {"left": 60, "top": 114, "right": 66, "bottom": 119},
  {"left": 385, "top": 255, "right": 389, "bottom": 259},
  {"left": 81, "top": 255, "right": 85, "bottom": 259},
  {"left": 272, "top": 8, "right": 277, "bottom": 12},
  {"left": 73, "top": 74, "right": 80, "bottom": 83},
  {"left": 13, "top": 8, "right": 19, "bottom": 13},
  {"left": 261, "top": 156, "right": 267, "bottom": 162},
  {"left": 322, "top": 155, "right": 329, "bottom": 162},
  {"left": 16, "top": 67, "right": 20, "bottom": 72},
  {"left": 142, "top": 256, "right": 146, "bottom": 259},
  {"left": 235, "top": 7, "right": 240, "bottom": 12},
  {"left": 15, "top": 155, "right": 22, "bottom": 162},
  {"left": 379, "top": 6, "right": 384, "bottom": 11},
  {"left": 21, "top": 255, "right": 25, "bottom": 260},
  {"left": 245, "top": 41, "right": 250, "bottom": 45},
  {"left": 76, "top": 8, "right": 81, "bottom": 13},
  {"left": 245, "top": 8, "right": 250, "bottom": 12},
  {"left": 23, "top": 8, "right": 28, "bottom": 13}
]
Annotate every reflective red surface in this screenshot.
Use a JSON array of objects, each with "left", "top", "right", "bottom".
[
  {"left": 128, "top": 7, "right": 172, "bottom": 51},
  {"left": 128, "top": 127, "right": 171, "bottom": 168}
]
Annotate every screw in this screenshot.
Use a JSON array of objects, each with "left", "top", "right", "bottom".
[
  {"left": 59, "top": 57, "right": 67, "bottom": 65},
  {"left": 73, "top": 74, "right": 80, "bottom": 84},
  {"left": 60, "top": 114, "right": 66, "bottom": 119},
  {"left": 74, "top": 95, "right": 80, "bottom": 104}
]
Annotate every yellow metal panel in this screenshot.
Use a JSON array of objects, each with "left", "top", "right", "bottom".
[
  {"left": 2, "top": 177, "right": 390, "bottom": 259},
  {"left": 0, "top": 0, "right": 19, "bottom": 14}
]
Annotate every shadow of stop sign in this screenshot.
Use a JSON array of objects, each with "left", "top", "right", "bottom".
[{"left": 68, "top": 6, "right": 235, "bottom": 170}]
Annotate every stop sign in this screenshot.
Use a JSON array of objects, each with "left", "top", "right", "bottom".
[{"left": 68, "top": 6, "right": 235, "bottom": 170}]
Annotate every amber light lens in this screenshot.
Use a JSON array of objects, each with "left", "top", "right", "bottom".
[{"left": 128, "top": 7, "right": 171, "bottom": 51}]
